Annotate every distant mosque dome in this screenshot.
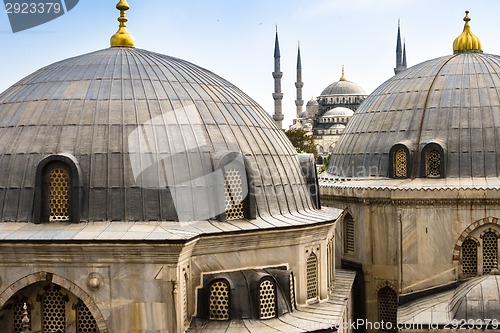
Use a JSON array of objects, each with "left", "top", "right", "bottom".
[
  {"left": 322, "top": 107, "right": 354, "bottom": 118},
  {"left": 328, "top": 11, "right": 497, "bottom": 179},
  {"left": 320, "top": 80, "right": 366, "bottom": 96},
  {"left": 306, "top": 98, "right": 319, "bottom": 106}
]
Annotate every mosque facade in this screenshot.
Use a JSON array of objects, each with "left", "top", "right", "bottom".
[
  {"left": 0, "top": 2, "right": 356, "bottom": 333},
  {"left": 321, "top": 11, "right": 500, "bottom": 332}
]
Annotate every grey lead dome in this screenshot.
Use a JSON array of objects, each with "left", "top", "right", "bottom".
[
  {"left": 0, "top": 47, "right": 314, "bottom": 222},
  {"left": 328, "top": 52, "right": 500, "bottom": 178}
]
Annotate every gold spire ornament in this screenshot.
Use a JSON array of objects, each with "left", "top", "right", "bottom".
[
  {"left": 339, "top": 65, "right": 347, "bottom": 81},
  {"left": 110, "top": 0, "right": 135, "bottom": 48},
  {"left": 453, "top": 11, "right": 482, "bottom": 53}
]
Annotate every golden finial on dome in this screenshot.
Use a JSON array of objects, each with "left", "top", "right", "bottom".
[
  {"left": 110, "top": 0, "right": 135, "bottom": 48},
  {"left": 340, "top": 65, "right": 347, "bottom": 81},
  {"left": 453, "top": 11, "right": 482, "bottom": 53}
]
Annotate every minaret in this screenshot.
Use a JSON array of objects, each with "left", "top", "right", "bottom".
[
  {"left": 272, "top": 28, "right": 284, "bottom": 129},
  {"left": 402, "top": 40, "right": 407, "bottom": 69},
  {"left": 295, "top": 43, "right": 304, "bottom": 119},
  {"left": 394, "top": 19, "right": 404, "bottom": 74}
]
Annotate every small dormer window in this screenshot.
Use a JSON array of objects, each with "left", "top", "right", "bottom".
[
  {"left": 426, "top": 149, "right": 441, "bottom": 177},
  {"left": 259, "top": 279, "right": 276, "bottom": 319},
  {"left": 209, "top": 280, "right": 230, "bottom": 320},
  {"left": 224, "top": 168, "right": 245, "bottom": 220}
]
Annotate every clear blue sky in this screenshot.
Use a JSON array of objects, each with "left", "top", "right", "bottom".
[{"left": 1, "top": 1, "right": 500, "bottom": 127}]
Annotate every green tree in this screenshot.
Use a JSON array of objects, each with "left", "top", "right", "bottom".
[
  {"left": 285, "top": 129, "right": 318, "bottom": 158},
  {"left": 318, "top": 153, "right": 332, "bottom": 174}
]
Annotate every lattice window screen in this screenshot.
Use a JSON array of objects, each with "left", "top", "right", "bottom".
[
  {"left": 483, "top": 231, "right": 498, "bottom": 273},
  {"left": 394, "top": 148, "right": 407, "bottom": 178},
  {"left": 426, "top": 149, "right": 441, "bottom": 177},
  {"left": 378, "top": 286, "right": 397, "bottom": 333},
  {"left": 224, "top": 168, "right": 244, "bottom": 220},
  {"left": 344, "top": 214, "right": 355, "bottom": 253},
  {"left": 306, "top": 253, "right": 318, "bottom": 300},
  {"left": 209, "top": 281, "right": 229, "bottom": 320},
  {"left": 49, "top": 167, "right": 70, "bottom": 221},
  {"left": 13, "top": 302, "right": 31, "bottom": 333},
  {"left": 259, "top": 280, "right": 276, "bottom": 319},
  {"left": 76, "top": 301, "right": 98, "bottom": 333},
  {"left": 42, "top": 286, "right": 66, "bottom": 332},
  {"left": 461, "top": 238, "right": 478, "bottom": 275}
]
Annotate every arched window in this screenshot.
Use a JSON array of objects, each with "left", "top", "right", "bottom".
[
  {"left": 482, "top": 231, "right": 498, "bottom": 274},
  {"left": 76, "top": 301, "right": 98, "bottom": 333},
  {"left": 42, "top": 284, "right": 67, "bottom": 332},
  {"left": 209, "top": 280, "right": 230, "bottom": 320},
  {"left": 461, "top": 238, "right": 478, "bottom": 275},
  {"left": 35, "top": 154, "right": 81, "bottom": 223},
  {"left": 394, "top": 148, "right": 408, "bottom": 178},
  {"left": 224, "top": 168, "right": 245, "bottom": 220},
  {"left": 306, "top": 252, "right": 318, "bottom": 300},
  {"left": 13, "top": 301, "right": 31, "bottom": 333},
  {"left": 426, "top": 149, "right": 441, "bottom": 177},
  {"left": 259, "top": 279, "right": 276, "bottom": 319},
  {"left": 344, "top": 213, "right": 355, "bottom": 254},
  {"left": 378, "top": 286, "right": 397, "bottom": 332}
]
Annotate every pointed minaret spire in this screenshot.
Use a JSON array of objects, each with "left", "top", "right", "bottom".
[
  {"left": 402, "top": 39, "right": 407, "bottom": 69},
  {"left": 394, "top": 19, "right": 407, "bottom": 75},
  {"left": 272, "top": 27, "right": 284, "bottom": 129},
  {"left": 295, "top": 42, "right": 304, "bottom": 119}
]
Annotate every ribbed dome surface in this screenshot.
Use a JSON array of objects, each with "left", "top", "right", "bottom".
[
  {"left": 0, "top": 47, "right": 313, "bottom": 222},
  {"left": 320, "top": 80, "right": 366, "bottom": 96},
  {"left": 328, "top": 52, "right": 500, "bottom": 178},
  {"left": 450, "top": 275, "right": 500, "bottom": 320}
]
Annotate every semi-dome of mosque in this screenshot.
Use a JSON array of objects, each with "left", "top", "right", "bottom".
[
  {"left": 322, "top": 107, "right": 354, "bottom": 118},
  {"left": 0, "top": 25, "right": 315, "bottom": 223},
  {"left": 328, "top": 11, "right": 500, "bottom": 179}
]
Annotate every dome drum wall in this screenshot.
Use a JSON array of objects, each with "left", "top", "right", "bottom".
[
  {"left": 328, "top": 53, "right": 500, "bottom": 179},
  {"left": 0, "top": 47, "right": 315, "bottom": 222}
]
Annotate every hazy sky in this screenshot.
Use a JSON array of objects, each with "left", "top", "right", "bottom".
[{"left": 1, "top": 1, "right": 500, "bottom": 127}]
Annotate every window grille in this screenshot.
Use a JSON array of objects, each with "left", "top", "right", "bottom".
[
  {"left": 461, "top": 238, "right": 477, "bottom": 275},
  {"left": 378, "top": 286, "right": 397, "bottom": 333},
  {"left": 13, "top": 302, "right": 31, "bottom": 333},
  {"left": 209, "top": 281, "right": 229, "bottom": 320},
  {"left": 394, "top": 148, "right": 407, "bottom": 178},
  {"left": 482, "top": 231, "right": 498, "bottom": 273},
  {"left": 259, "top": 280, "right": 276, "bottom": 319},
  {"left": 306, "top": 253, "right": 318, "bottom": 300},
  {"left": 76, "top": 301, "right": 98, "bottom": 333},
  {"left": 42, "top": 285, "right": 66, "bottom": 332},
  {"left": 344, "top": 214, "right": 355, "bottom": 254},
  {"left": 224, "top": 168, "right": 244, "bottom": 220},
  {"left": 49, "top": 167, "right": 70, "bottom": 221},
  {"left": 426, "top": 149, "right": 441, "bottom": 177}
]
